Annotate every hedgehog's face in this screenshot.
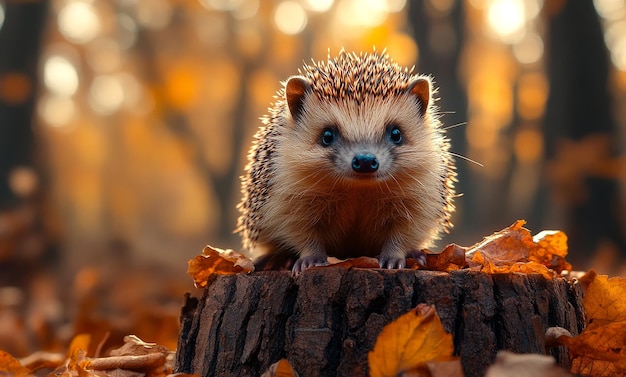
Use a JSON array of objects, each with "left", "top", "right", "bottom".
[{"left": 277, "top": 75, "right": 446, "bottom": 190}]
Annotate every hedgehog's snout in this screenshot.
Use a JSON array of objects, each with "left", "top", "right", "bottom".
[{"left": 351, "top": 153, "right": 379, "bottom": 173}]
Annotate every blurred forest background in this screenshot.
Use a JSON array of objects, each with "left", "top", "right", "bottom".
[{"left": 0, "top": 0, "right": 625, "bottom": 359}]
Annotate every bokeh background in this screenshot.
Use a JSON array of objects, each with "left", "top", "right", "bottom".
[{"left": 1, "top": 0, "right": 625, "bottom": 358}]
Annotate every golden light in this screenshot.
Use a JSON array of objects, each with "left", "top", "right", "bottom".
[
  {"left": 9, "top": 167, "right": 38, "bottom": 198},
  {"left": 274, "top": 1, "right": 307, "bottom": 35},
  {"left": 486, "top": 0, "right": 526, "bottom": 43},
  {"left": 386, "top": 0, "right": 407, "bottom": 13},
  {"left": 605, "top": 21, "right": 626, "bottom": 71},
  {"left": 135, "top": 0, "right": 173, "bottom": 30},
  {"left": 512, "top": 32, "right": 543, "bottom": 64},
  {"left": 89, "top": 74, "right": 125, "bottom": 115},
  {"left": 517, "top": 72, "right": 548, "bottom": 120},
  {"left": 303, "top": 0, "right": 334, "bottom": 12},
  {"left": 85, "top": 38, "right": 122, "bottom": 73},
  {"left": 200, "top": 0, "right": 246, "bottom": 11},
  {"left": 38, "top": 94, "right": 77, "bottom": 128},
  {"left": 57, "top": 0, "right": 101, "bottom": 44},
  {"left": 593, "top": 0, "right": 626, "bottom": 21},
  {"left": 43, "top": 55, "right": 79, "bottom": 97},
  {"left": 336, "top": 0, "right": 388, "bottom": 28},
  {"left": 514, "top": 128, "right": 543, "bottom": 164},
  {"left": 233, "top": 0, "right": 259, "bottom": 19}
]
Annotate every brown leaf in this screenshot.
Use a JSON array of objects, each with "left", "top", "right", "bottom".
[
  {"left": 368, "top": 304, "right": 455, "bottom": 377},
  {"left": 187, "top": 246, "right": 254, "bottom": 288},
  {"left": 310, "top": 256, "right": 380, "bottom": 270},
  {"left": 558, "top": 322, "right": 626, "bottom": 376},
  {"left": 109, "top": 335, "right": 169, "bottom": 357},
  {"left": 465, "top": 220, "right": 570, "bottom": 276},
  {"left": 0, "top": 350, "right": 32, "bottom": 377},
  {"left": 423, "top": 244, "right": 468, "bottom": 272}
]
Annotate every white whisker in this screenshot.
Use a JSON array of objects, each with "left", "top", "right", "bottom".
[
  {"left": 450, "top": 152, "right": 483, "bottom": 167},
  {"left": 443, "top": 122, "right": 468, "bottom": 131}
]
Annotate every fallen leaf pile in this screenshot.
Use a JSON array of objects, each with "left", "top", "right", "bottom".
[
  {"left": 549, "top": 272, "right": 626, "bottom": 376},
  {"left": 0, "top": 334, "right": 185, "bottom": 377},
  {"left": 187, "top": 220, "right": 571, "bottom": 287}
]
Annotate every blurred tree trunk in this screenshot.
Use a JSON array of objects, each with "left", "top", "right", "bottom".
[
  {"left": 543, "top": 0, "right": 626, "bottom": 266},
  {"left": 0, "top": 1, "right": 47, "bottom": 208},
  {"left": 0, "top": 0, "right": 62, "bottom": 355},
  {"left": 0, "top": 0, "right": 54, "bottom": 282},
  {"left": 408, "top": 0, "right": 473, "bottom": 244}
]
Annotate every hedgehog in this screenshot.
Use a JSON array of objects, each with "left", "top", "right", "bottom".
[{"left": 236, "top": 50, "right": 456, "bottom": 273}]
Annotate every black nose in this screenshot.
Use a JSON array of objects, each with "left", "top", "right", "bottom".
[{"left": 352, "top": 153, "right": 379, "bottom": 173}]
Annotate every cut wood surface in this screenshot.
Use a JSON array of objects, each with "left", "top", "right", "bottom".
[{"left": 174, "top": 268, "right": 584, "bottom": 377}]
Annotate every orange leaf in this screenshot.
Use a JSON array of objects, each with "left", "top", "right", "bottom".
[
  {"left": 187, "top": 246, "right": 254, "bottom": 288},
  {"left": 558, "top": 322, "right": 626, "bottom": 376},
  {"left": 0, "top": 350, "right": 31, "bottom": 377},
  {"left": 423, "top": 244, "right": 468, "bottom": 272},
  {"left": 465, "top": 220, "right": 570, "bottom": 275},
  {"left": 368, "top": 304, "right": 454, "bottom": 377},
  {"left": 261, "top": 358, "right": 299, "bottom": 377},
  {"left": 583, "top": 274, "right": 626, "bottom": 329}
]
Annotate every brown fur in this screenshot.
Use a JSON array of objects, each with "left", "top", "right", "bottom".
[{"left": 237, "top": 51, "right": 456, "bottom": 271}]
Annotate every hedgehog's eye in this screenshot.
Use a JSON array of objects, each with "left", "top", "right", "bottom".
[
  {"left": 387, "top": 125, "right": 403, "bottom": 145},
  {"left": 321, "top": 128, "right": 337, "bottom": 147}
]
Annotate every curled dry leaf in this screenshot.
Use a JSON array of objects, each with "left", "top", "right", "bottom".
[
  {"left": 552, "top": 274, "right": 626, "bottom": 377},
  {"left": 260, "top": 358, "right": 299, "bottom": 377},
  {"left": 187, "top": 245, "right": 254, "bottom": 288},
  {"left": 465, "top": 220, "right": 571, "bottom": 277},
  {"left": 18, "top": 351, "right": 65, "bottom": 372},
  {"left": 368, "top": 304, "right": 457, "bottom": 377}
]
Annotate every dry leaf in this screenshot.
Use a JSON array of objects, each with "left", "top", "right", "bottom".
[
  {"left": 368, "top": 304, "right": 456, "bottom": 377},
  {"left": 484, "top": 351, "right": 571, "bottom": 377},
  {"left": 0, "top": 350, "right": 32, "bottom": 377},
  {"left": 465, "top": 220, "right": 571, "bottom": 277},
  {"left": 260, "top": 358, "right": 299, "bottom": 377},
  {"left": 63, "top": 333, "right": 91, "bottom": 375},
  {"left": 310, "top": 256, "right": 380, "bottom": 270},
  {"left": 550, "top": 274, "right": 626, "bottom": 376},
  {"left": 19, "top": 351, "right": 65, "bottom": 372},
  {"left": 558, "top": 322, "right": 626, "bottom": 376},
  {"left": 583, "top": 274, "right": 626, "bottom": 329},
  {"left": 187, "top": 246, "right": 254, "bottom": 288},
  {"left": 422, "top": 244, "right": 468, "bottom": 272}
]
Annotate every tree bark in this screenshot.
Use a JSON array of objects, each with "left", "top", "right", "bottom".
[{"left": 175, "top": 269, "right": 584, "bottom": 377}]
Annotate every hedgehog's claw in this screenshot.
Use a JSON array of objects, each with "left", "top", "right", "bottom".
[
  {"left": 377, "top": 256, "right": 406, "bottom": 269},
  {"left": 292, "top": 255, "right": 328, "bottom": 274}
]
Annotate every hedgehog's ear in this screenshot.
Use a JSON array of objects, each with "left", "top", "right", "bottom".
[
  {"left": 407, "top": 77, "right": 431, "bottom": 117},
  {"left": 285, "top": 76, "right": 311, "bottom": 121}
]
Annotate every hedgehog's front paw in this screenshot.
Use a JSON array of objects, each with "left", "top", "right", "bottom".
[
  {"left": 292, "top": 254, "right": 328, "bottom": 274},
  {"left": 377, "top": 254, "right": 406, "bottom": 269}
]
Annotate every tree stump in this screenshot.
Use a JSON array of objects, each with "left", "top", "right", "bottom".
[{"left": 174, "top": 268, "right": 584, "bottom": 377}]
